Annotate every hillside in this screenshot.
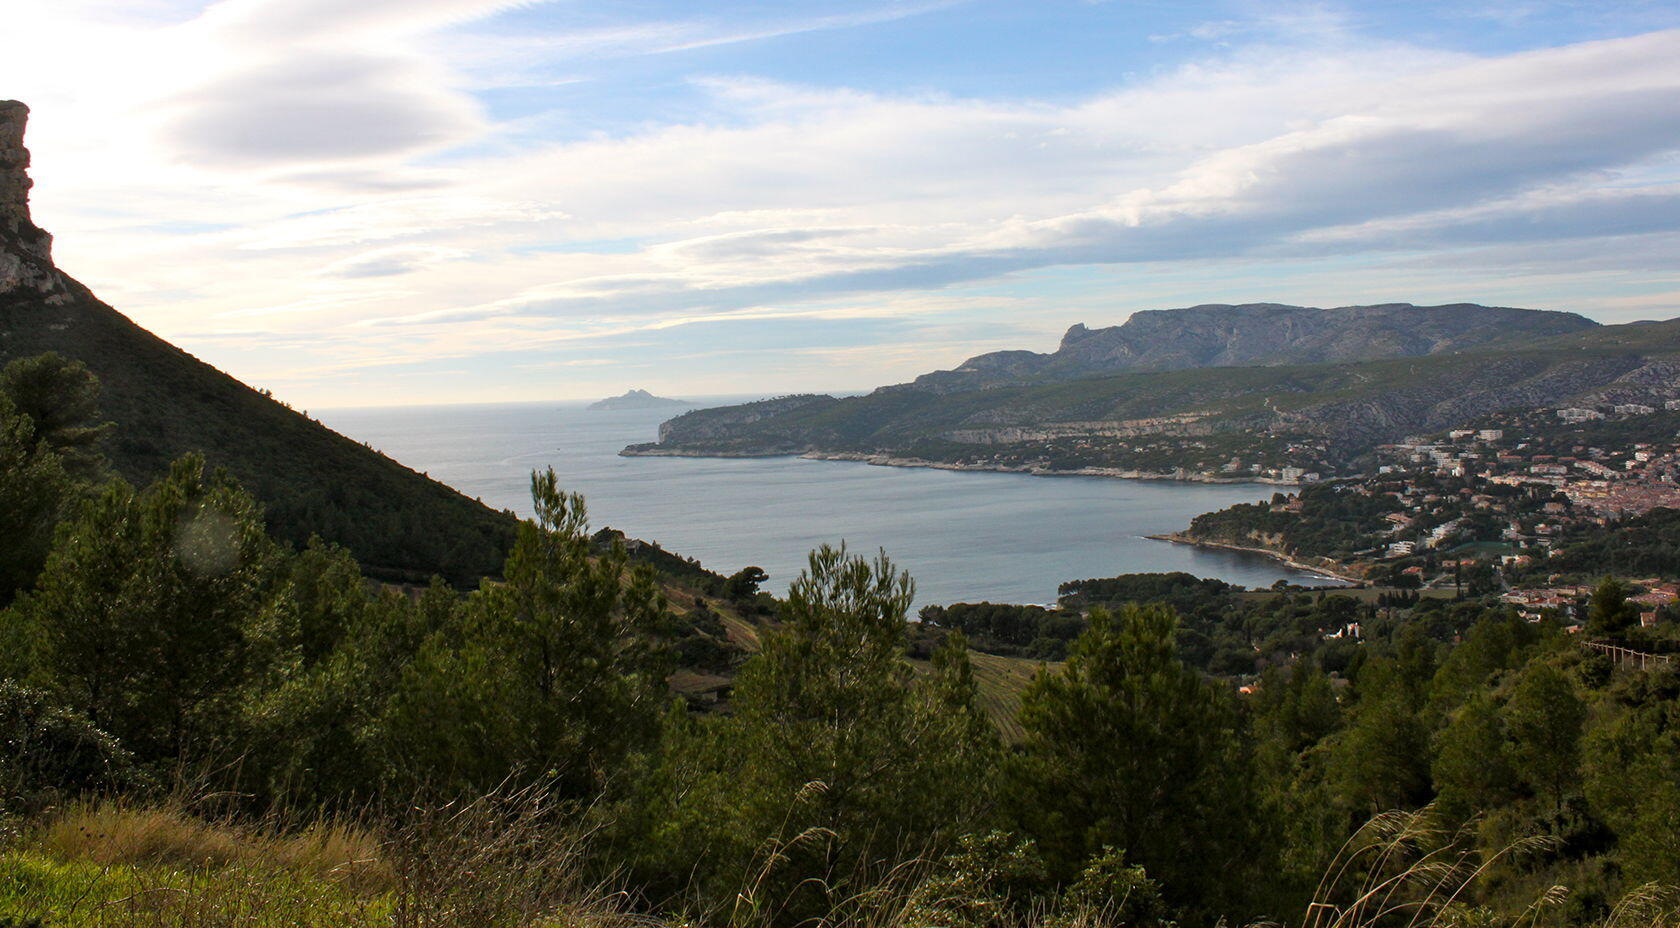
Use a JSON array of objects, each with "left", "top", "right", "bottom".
[
  {"left": 628, "top": 317, "right": 1680, "bottom": 478},
  {"left": 908, "top": 301, "right": 1597, "bottom": 391},
  {"left": 0, "top": 100, "right": 516, "bottom": 584}
]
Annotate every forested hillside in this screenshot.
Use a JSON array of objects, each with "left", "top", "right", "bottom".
[
  {"left": 632, "top": 321, "right": 1680, "bottom": 475},
  {"left": 8, "top": 351, "right": 1680, "bottom": 926}
]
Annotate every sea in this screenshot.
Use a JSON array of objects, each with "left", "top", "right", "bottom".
[{"left": 316, "top": 398, "right": 1340, "bottom": 608}]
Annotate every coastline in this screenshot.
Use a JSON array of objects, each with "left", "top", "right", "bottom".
[
  {"left": 1145, "top": 532, "right": 1364, "bottom": 584},
  {"left": 622, "top": 446, "right": 1304, "bottom": 487}
]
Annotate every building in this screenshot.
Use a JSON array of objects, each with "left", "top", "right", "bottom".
[
  {"left": 1614, "top": 403, "right": 1655, "bottom": 416},
  {"left": 1558, "top": 408, "right": 1604, "bottom": 422},
  {"left": 1478, "top": 429, "right": 1504, "bottom": 441}
]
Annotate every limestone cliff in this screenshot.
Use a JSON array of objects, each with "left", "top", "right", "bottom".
[{"left": 0, "top": 101, "right": 65, "bottom": 302}]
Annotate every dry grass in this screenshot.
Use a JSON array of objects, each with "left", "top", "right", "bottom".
[
  {"left": 1292, "top": 807, "right": 1566, "bottom": 928},
  {"left": 6, "top": 799, "right": 1680, "bottom": 928},
  {"left": 385, "top": 784, "right": 634, "bottom": 928},
  {"left": 35, "top": 800, "right": 392, "bottom": 894}
]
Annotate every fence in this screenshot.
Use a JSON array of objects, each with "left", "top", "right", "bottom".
[{"left": 1584, "top": 640, "right": 1678, "bottom": 670}]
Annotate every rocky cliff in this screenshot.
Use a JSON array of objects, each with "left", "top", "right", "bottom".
[
  {"left": 0, "top": 101, "right": 65, "bottom": 302},
  {"left": 905, "top": 302, "right": 1599, "bottom": 392}
]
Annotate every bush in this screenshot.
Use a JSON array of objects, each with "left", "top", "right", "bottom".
[{"left": 0, "top": 681, "right": 139, "bottom": 811}]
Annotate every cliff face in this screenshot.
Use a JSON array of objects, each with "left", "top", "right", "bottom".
[
  {"left": 0, "top": 101, "right": 64, "bottom": 302},
  {"left": 905, "top": 302, "right": 1600, "bottom": 392}
]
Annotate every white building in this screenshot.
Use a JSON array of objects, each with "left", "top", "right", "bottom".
[
  {"left": 1614, "top": 403, "right": 1655, "bottom": 416},
  {"left": 1477, "top": 429, "right": 1504, "bottom": 441},
  {"left": 1558, "top": 408, "right": 1604, "bottom": 422}
]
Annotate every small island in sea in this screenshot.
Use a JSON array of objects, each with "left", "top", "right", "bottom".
[{"left": 588, "top": 388, "right": 693, "bottom": 411}]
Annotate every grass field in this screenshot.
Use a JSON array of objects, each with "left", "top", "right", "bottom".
[{"left": 907, "top": 649, "right": 1052, "bottom": 742}]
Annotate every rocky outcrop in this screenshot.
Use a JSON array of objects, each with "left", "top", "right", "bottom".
[
  {"left": 0, "top": 100, "right": 65, "bottom": 302},
  {"left": 905, "top": 302, "right": 1600, "bottom": 392}
]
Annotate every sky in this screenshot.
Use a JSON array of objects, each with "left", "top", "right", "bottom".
[{"left": 4, "top": 0, "right": 1680, "bottom": 408}]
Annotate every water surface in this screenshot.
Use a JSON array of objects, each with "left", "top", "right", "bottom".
[{"left": 318, "top": 399, "right": 1335, "bottom": 606}]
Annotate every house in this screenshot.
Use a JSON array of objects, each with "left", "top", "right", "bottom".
[
  {"left": 1478, "top": 429, "right": 1504, "bottom": 441},
  {"left": 1615, "top": 404, "right": 1655, "bottom": 416},
  {"left": 1558, "top": 408, "right": 1604, "bottom": 422}
]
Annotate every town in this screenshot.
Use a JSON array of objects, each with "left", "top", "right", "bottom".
[{"left": 1183, "top": 402, "right": 1680, "bottom": 633}]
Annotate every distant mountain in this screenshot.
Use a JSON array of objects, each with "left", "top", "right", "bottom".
[
  {"left": 908, "top": 302, "right": 1598, "bottom": 392},
  {"left": 626, "top": 305, "right": 1680, "bottom": 477},
  {"left": 0, "top": 101, "right": 514, "bottom": 584},
  {"left": 589, "top": 388, "right": 693, "bottom": 411}
]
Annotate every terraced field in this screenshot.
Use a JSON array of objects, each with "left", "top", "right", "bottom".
[{"left": 910, "top": 649, "right": 1054, "bottom": 742}]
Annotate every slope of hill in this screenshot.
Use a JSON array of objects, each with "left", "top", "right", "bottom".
[
  {"left": 0, "top": 100, "right": 515, "bottom": 584},
  {"left": 627, "top": 317, "right": 1680, "bottom": 478},
  {"left": 908, "top": 301, "right": 1598, "bottom": 392}
]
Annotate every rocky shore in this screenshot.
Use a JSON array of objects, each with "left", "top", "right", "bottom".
[{"left": 1146, "top": 532, "right": 1363, "bottom": 584}]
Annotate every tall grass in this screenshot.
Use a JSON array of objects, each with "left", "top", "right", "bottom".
[{"left": 3, "top": 799, "right": 1677, "bottom": 928}]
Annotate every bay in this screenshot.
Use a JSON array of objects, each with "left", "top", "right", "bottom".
[{"left": 317, "top": 399, "right": 1338, "bottom": 606}]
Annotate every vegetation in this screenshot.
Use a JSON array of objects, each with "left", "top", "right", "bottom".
[
  {"left": 0, "top": 289, "right": 517, "bottom": 584},
  {"left": 633, "top": 319, "right": 1680, "bottom": 475},
  {"left": 8, "top": 352, "right": 1680, "bottom": 926},
  {"left": 1185, "top": 485, "right": 1394, "bottom": 560}
]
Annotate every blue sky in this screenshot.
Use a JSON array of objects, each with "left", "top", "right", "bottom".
[{"left": 5, "top": 0, "right": 1680, "bottom": 406}]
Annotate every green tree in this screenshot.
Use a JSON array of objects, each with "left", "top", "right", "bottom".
[
  {"left": 1432, "top": 694, "right": 1518, "bottom": 820},
  {"left": 14, "top": 454, "right": 281, "bottom": 764},
  {"left": 726, "top": 565, "right": 768, "bottom": 600},
  {"left": 0, "top": 394, "right": 75, "bottom": 608},
  {"left": 1586, "top": 577, "right": 1640, "bottom": 637},
  {"left": 0, "top": 352, "right": 109, "bottom": 479},
  {"left": 378, "top": 469, "right": 675, "bottom": 798},
  {"left": 1010, "top": 602, "right": 1257, "bottom": 918},
  {"left": 1502, "top": 663, "right": 1585, "bottom": 806},
  {"left": 1582, "top": 672, "right": 1680, "bottom": 884},
  {"left": 699, "top": 545, "right": 998, "bottom": 921},
  {"left": 236, "top": 555, "right": 460, "bottom": 805},
  {"left": 1324, "top": 631, "right": 1437, "bottom": 814}
]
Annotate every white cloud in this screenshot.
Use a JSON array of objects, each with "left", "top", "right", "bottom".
[{"left": 5, "top": 1, "right": 1680, "bottom": 406}]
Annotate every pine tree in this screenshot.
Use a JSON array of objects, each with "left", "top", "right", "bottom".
[
  {"left": 17, "top": 454, "right": 280, "bottom": 764},
  {"left": 1010, "top": 602, "right": 1258, "bottom": 918}
]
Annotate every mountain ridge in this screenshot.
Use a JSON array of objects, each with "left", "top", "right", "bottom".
[
  {"left": 628, "top": 311, "right": 1680, "bottom": 477},
  {"left": 904, "top": 301, "right": 1598, "bottom": 392}
]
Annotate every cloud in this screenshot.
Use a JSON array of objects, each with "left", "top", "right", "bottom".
[
  {"left": 10, "top": 2, "right": 1680, "bottom": 406},
  {"left": 318, "top": 245, "right": 466, "bottom": 278},
  {"left": 166, "top": 50, "right": 484, "bottom": 164}
]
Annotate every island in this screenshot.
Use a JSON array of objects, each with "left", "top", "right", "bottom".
[{"left": 588, "top": 388, "right": 694, "bottom": 411}]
